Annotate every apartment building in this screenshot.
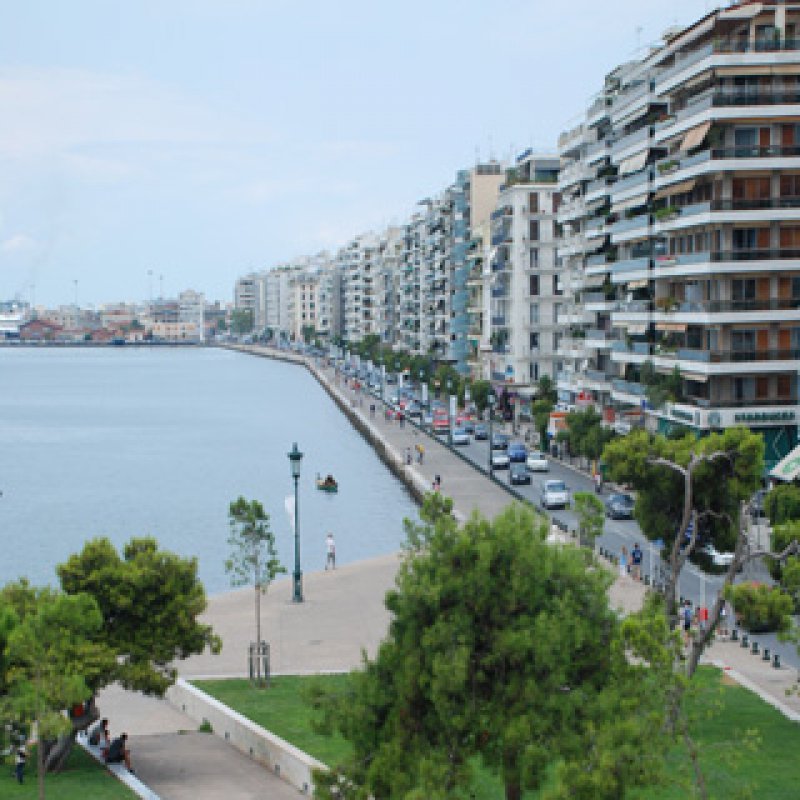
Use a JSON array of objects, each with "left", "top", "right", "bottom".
[
  {"left": 179, "top": 290, "right": 205, "bottom": 342},
  {"left": 487, "top": 153, "right": 560, "bottom": 386},
  {"left": 558, "top": 0, "right": 800, "bottom": 468},
  {"left": 234, "top": 274, "right": 260, "bottom": 324}
]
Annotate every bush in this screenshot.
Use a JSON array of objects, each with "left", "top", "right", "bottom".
[
  {"left": 724, "top": 582, "right": 793, "bottom": 634},
  {"left": 764, "top": 484, "right": 800, "bottom": 525}
]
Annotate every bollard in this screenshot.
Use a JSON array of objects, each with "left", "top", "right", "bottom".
[
  {"left": 762, "top": 647, "right": 770, "bottom": 662},
  {"left": 751, "top": 641, "right": 759, "bottom": 655},
  {"left": 731, "top": 628, "right": 738, "bottom": 641},
  {"left": 773, "top": 653, "right": 781, "bottom": 669},
  {"left": 741, "top": 634, "right": 749, "bottom": 648}
]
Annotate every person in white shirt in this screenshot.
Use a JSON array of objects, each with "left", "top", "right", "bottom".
[{"left": 325, "top": 533, "right": 336, "bottom": 570}]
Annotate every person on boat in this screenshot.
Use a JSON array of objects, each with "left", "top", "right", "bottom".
[{"left": 324, "top": 474, "right": 335, "bottom": 487}]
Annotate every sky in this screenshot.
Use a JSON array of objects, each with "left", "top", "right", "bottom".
[{"left": 0, "top": 0, "right": 716, "bottom": 307}]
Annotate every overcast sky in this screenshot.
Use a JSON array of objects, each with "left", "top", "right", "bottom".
[{"left": 1, "top": 0, "right": 714, "bottom": 307}]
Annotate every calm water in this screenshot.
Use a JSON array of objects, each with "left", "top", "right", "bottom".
[{"left": 0, "top": 347, "right": 417, "bottom": 594}]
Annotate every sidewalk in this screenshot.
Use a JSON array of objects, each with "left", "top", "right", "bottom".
[{"left": 97, "top": 348, "right": 799, "bottom": 798}]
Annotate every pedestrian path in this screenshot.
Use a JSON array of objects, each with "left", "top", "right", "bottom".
[{"left": 96, "top": 347, "right": 800, "bottom": 799}]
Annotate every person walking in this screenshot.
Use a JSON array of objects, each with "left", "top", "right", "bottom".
[
  {"left": 325, "top": 532, "right": 336, "bottom": 570},
  {"left": 630, "top": 542, "right": 643, "bottom": 581},
  {"left": 14, "top": 743, "right": 26, "bottom": 784},
  {"left": 682, "top": 600, "right": 694, "bottom": 646}
]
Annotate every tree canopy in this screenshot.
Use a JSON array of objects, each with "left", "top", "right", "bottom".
[
  {"left": 311, "top": 495, "right": 669, "bottom": 800},
  {"left": 57, "top": 536, "right": 221, "bottom": 695}
]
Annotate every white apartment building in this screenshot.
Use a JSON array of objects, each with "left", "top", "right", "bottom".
[
  {"left": 178, "top": 290, "right": 205, "bottom": 342},
  {"left": 487, "top": 153, "right": 561, "bottom": 386},
  {"left": 558, "top": 0, "right": 800, "bottom": 468}
]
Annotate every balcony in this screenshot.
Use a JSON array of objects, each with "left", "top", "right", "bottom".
[
  {"left": 491, "top": 315, "right": 507, "bottom": 327},
  {"left": 491, "top": 286, "right": 508, "bottom": 298},
  {"left": 672, "top": 347, "right": 800, "bottom": 364},
  {"left": 611, "top": 379, "right": 647, "bottom": 397},
  {"left": 609, "top": 214, "right": 649, "bottom": 236},
  {"left": 611, "top": 126, "right": 650, "bottom": 161}
]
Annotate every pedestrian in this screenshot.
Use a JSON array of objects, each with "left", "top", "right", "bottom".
[
  {"left": 682, "top": 600, "right": 693, "bottom": 646},
  {"left": 435, "top": 474, "right": 441, "bottom": 490},
  {"left": 398, "top": 411, "right": 405, "bottom": 429},
  {"left": 593, "top": 471, "right": 602, "bottom": 494},
  {"left": 405, "top": 447, "right": 412, "bottom": 466},
  {"left": 698, "top": 604, "right": 709, "bottom": 634},
  {"left": 88, "top": 717, "right": 109, "bottom": 747},
  {"left": 619, "top": 546, "right": 628, "bottom": 578},
  {"left": 105, "top": 733, "right": 133, "bottom": 773},
  {"left": 14, "top": 743, "right": 26, "bottom": 784},
  {"left": 418, "top": 444, "right": 425, "bottom": 464},
  {"left": 718, "top": 597, "right": 729, "bottom": 637},
  {"left": 370, "top": 403, "right": 375, "bottom": 418},
  {"left": 325, "top": 532, "right": 336, "bottom": 570},
  {"left": 630, "top": 542, "right": 643, "bottom": 581}
]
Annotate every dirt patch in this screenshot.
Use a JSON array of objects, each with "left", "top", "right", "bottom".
[{"left": 720, "top": 670, "right": 738, "bottom": 687}]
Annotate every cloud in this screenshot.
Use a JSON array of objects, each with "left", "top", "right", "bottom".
[{"left": 1, "top": 234, "right": 37, "bottom": 253}]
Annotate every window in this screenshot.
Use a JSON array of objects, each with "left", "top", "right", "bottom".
[
  {"left": 529, "top": 275, "right": 540, "bottom": 296},
  {"left": 529, "top": 304, "right": 539, "bottom": 324},
  {"left": 530, "top": 362, "right": 539, "bottom": 381},
  {"left": 732, "top": 279, "right": 756, "bottom": 301},
  {"left": 780, "top": 174, "right": 800, "bottom": 196},
  {"left": 731, "top": 330, "right": 756, "bottom": 351},
  {"left": 530, "top": 249, "right": 539, "bottom": 269},
  {"left": 528, "top": 192, "right": 539, "bottom": 213},
  {"left": 733, "top": 377, "right": 755, "bottom": 401},
  {"left": 529, "top": 220, "right": 540, "bottom": 241},
  {"left": 530, "top": 332, "right": 539, "bottom": 349}
]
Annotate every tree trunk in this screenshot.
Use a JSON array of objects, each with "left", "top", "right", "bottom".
[
  {"left": 37, "top": 726, "right": 45, "bottom": 800},
  {"left": 43, "top": 698, "right": 98, "bottom": 773}
]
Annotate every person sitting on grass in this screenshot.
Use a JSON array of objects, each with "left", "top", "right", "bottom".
[{"left": 106, "top": 732, "right": 133, "bottom": 773}]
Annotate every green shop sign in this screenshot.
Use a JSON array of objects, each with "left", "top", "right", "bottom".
[{"left": 734, "top": 411, "right": 796, "bottom": 423}]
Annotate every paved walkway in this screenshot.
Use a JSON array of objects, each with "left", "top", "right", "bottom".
[{"left": 97, "top": 348, "right": 800, "bottom": 799}]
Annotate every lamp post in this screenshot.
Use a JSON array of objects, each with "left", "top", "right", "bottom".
[
  {"left": 447, "top": 379, "right": 453, "bottom": 446},
  {"left": 288, "top": 442, "right": 304, "bottom": 602},
  {"left": 419, "top": 369, "right": 426, "bottom": 415},
  {"left": 378, "top": 356, "right": 385, "bottom": 405},
  {"left": 488, "top": 391, "right": 496, "bottom": 477}
]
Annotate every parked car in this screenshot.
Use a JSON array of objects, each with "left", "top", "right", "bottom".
[
  {"left": 451, "top": 427, "right": 470, "bottom": 446},
  {"left": 491, "top": 451, "right": 510, "bottom": 469},
  {"left": 433, "top": 415, "right": 450, "bottom": 434},
  {"left": 540, "top": 479, "right": 569, "bottom": 509},
  {"left": 509, "top": 461, "right": 531, "bottom": 485},
  {"left": 507, "top": 442, "right": 527, "bottom": 463},
  {"left": 526, "top": 451, "right": 549, "bottom": 472},
  {"left": 700, "top": 543, "right": 735, "bottom": 567},
  {"left": 474, "top": 424, "right": 488, "bottom": 440},
  {"left": 604, "top": 493, "right": 635, "bottom": 520},
  {"left": 491, "top": 433, "right": 510, "bottom": 450}
]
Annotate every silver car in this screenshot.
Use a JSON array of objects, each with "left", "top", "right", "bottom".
[{"left": 540, "top": 479, "right": 569, "bottom": 509}]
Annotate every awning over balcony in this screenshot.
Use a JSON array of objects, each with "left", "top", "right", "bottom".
[
  {"left": 611, "top": 193, "right": 649, "bottom": 214},
  {"left": 618, "top": 151, "right": 649, "bottom": 176},
  {"left": 772, "top": 443, "right": 800, "bottom": 482},
  {"left": 616, "top": 321, "right": 647, "bottom": 334},
  {"left": 683, "top": 373, "right": 709, "bottom": 383},
  {"left": 679, "top": 121, "right": 711, "bottom": 153},
  {"left": 626, "top": 279, "right": 649, "bottom": 289},
  {"left": 656, "top": 321, "right": 688, "bottom": 332},
  {"left": 653, "top": 178, "right": 696, "bottom": 200}
]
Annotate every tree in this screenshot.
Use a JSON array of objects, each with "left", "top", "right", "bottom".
[
  {"left": 226, "top": 497, "right": 284, "bottom": 686},
  {"left": 562, "top": 407, "right": 613, "bottom": 462},
  {"left": 573, "top": 491, "right": 605, "bottom": 546},
  {"left": 230, "top": 308, "right": 254, "bottom": 335},
  {"left": 764, "top": 483, "right": 800, "bottom": 525},
  {"left": 531, "top": 399, "right": 553, "bottom": 449},
  {"left": 2, "top": 588, "right": 116, "bottom": 799},
  {"left": 468, "top": 379, "right": 492, "bottom": 413},
  {"left": 536, "top": 374, "right": 556, "bottom": 406},
  {"left": 311, "top": 495, "right": 660, "bottom": 800}
]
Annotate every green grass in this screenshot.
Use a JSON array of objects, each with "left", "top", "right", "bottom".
[
  {"left": 194, "top": 674, "right": 351, "bottom": 767},
  {"left": 195, "top": 668, "right": 800, "bottom": 799},
  {"left": 1, "top": 744, "right": 137, "bottom": 799}
]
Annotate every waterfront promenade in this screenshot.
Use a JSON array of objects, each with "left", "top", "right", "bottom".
[{"left": 96, "top": 346, "right": 800, "bottom": 799}]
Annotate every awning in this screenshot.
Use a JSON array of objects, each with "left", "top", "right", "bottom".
[
  {"left": 772, "top": 443, "right": 800, "bottom": 482},
  {"left": 655, "top": 321, "right": 688, "bottom": 332},
  {"left": 680, "top": 121, "right": 711, "bottom": 152},
  {"left": 582, "top": 274, "right": 606, "bottom": 287},
  {"left": 626, "top": 279, "right": 650, "bottom": 289},
  {"left": 682, "top": 373, "right": 709, "bottom": 383},
  {"left": 654, "top": 179, "right": 696, "bottom": 200},
  {"left": 611, "top": 193, "right": 649, "bottom": 214},
  {"left": 618, "top": 151, "right": 649, "bottom": 176}
]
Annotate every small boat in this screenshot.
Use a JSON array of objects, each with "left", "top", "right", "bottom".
[{"left": 316, "top": 474, "right": 338, "bottom": 493}]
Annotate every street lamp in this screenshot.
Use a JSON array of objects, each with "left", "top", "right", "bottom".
[
  {"left": 288, "top": 442, "right": 304, "bottom": 603},
  {"left": 447, "top": 379, "right": 453, "bottom": 446},
  {"left": 488, "top": 391, "right": 496, "bottom": 477},
  {"left": 419, "top": 369, "right": 427, "bottom": 414}
]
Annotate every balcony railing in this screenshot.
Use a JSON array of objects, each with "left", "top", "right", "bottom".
[
  {"left": 672, "top": 348, "right": 800, "bottom": 363},
  {"left": 610, "top": 215, "right": 649, "bottom": 234},
  {"left": 658, "top": 248, "right": 800, "bottom": 266},
  {"left": 660, "top": 297, "right": 800, "bottom": 314},
  {"left": 686, "top": 395, "right": 797, "bottom": 409},
  {"left": 611, "top": 379, "right": 646, "bottom": 396}
]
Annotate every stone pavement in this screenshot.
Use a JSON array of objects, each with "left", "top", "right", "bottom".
[{"left": 97, "top": 349, "right": 799, "bottom": 798}]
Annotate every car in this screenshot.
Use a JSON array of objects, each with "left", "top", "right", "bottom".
[
  {"left": 490, "top": 451, "right": 510, "bottom": 469},
  {"left": 507, "top": 442, "right": 527, "bottom": 463},
  {"left": 459, "top": 418, "right": 476, "bottom": 434},
  {"left": 509, "top": 461, "right": 531, "bottom": 485},
  {"left": 700, "top": 543, "right": 735, "bottom": 567},
  {"left": 451, "top": 427, "right": 470, "bottom": 446},
  {"left": 491, "top": 433, "right": 510, "bottom": 450},
  {"left": 474, "top": 424, "right": 488, "bottom": 440},
  {"left": 406, "top": 404, "right": 422, "bottom": 419},
  {"left": 604, "top": 493, "right": 635, "bottom": 520},
  {"left": 526, "top": 451, "right": 549, "bottom": 472},
  {"left": 540, "top": 479, "right": 569, "bottom": 509},
  {"left": 432, "top": 415, "right": 450, "bottom": 434}
]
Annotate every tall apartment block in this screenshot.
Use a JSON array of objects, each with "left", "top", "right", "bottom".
[
  {"left": 558, "top": 1, "right": 800, "bottom": 469},
  {"left": 487, "top": 152, "right": 560, "bottom": 386}
]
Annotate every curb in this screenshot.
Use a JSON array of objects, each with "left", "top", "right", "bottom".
[{"left": 704, "top": 658, "right": 800, "bottom": 723}]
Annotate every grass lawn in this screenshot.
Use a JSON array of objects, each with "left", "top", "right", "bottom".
[
  {"left": 195, "top": 668, "right": 800, "bottom": 798},
  {"left": 1, "top": 744, "right": 137, "bottom": 799}
]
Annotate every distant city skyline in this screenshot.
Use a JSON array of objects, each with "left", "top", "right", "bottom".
[{"left": 0, "top": 0, "right": 708, "bottom": 307}]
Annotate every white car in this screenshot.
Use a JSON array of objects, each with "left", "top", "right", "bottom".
[
  {"left": 540, "top": 479, "right": 569, "bottom": 509},
  {"left": 491, "top": 451, "right": 510, "bottom": 469},
  {"left": 451, "top": 428, "right": 470, "bottom": 446},
  {"left": 526, "top": 451, "right": 549, "bottom": 472},
  {"left": 700, "top": 543, "right": 735, "bottom": 567}
]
